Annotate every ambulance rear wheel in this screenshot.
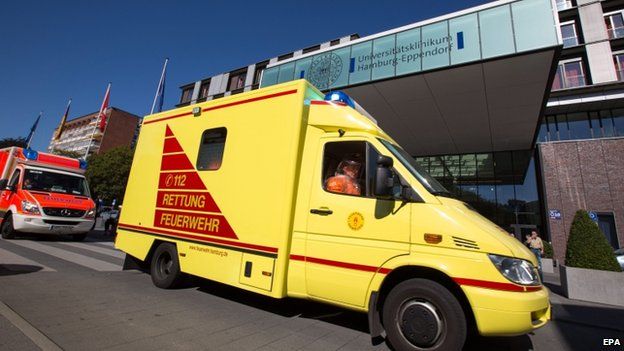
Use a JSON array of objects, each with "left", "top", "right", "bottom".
[
  {"left": 1, "top": 214, "right": 16, "bottom": 239},
  {"left": 382, "top": 279, "right": 466, "bottom": 351},
  {"left": 151, "top": 242, "right": 183, "bottom": 289}
]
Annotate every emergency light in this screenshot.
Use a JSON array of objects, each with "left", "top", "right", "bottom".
[
  {"left": 324, "top": 91, "right": 355, "bottom": 108},
  {"left": 79, "top": 159, "right": 88, "bottom": 170},
  {"left": 23, "top": 148, "right": 38, "bottom": 161}
]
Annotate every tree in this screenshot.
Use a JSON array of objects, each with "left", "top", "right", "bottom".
[
  {"left": 85, "top": 146, "right": 135, "bottom": 205},
  {"left": 51, "top": 148, "right": 82, "bottom": 159},
  {"left": 565, "top": 210, "right": 621, "bottom": 272},
  {"left": 0, "top": 137, "right": 27, "bottom": 149}
]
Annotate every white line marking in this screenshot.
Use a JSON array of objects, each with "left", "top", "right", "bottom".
[
  {"left": 0, "top": 300, "right": 63, "bottom": 351},
  {"left": 56, "top": 242, "right": 125, "bottom": 259},
  {"left": 8, "top": 241, "right": 121, "bottom": 272},
  {"left": 0, "top": 247, "right": 55, "bottom": 272}
]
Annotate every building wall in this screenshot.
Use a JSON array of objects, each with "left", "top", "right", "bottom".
[
  {"left": 538, "top": 138, "right": 624, "bottom": 261},
  {"left": 99, "top": 109, "right": 140, "bottom": 153}
]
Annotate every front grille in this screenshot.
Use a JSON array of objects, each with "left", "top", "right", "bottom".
[
  {"left": 43, "top": 220, "right": 79, "bottom": 226},
  {"left": 452, "top": 236, "right": 480, "bottom": 250},
  {"left": 42, "top": 207, "right": 86, "bottom": 218}
]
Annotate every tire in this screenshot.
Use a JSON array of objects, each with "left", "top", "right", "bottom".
[
  {"left": 150, "top": 242, "right": 183, "bottom": 289},
  {"left": 382, "top": 279, "right": 466, "bottom": 351},
  {"left": 72, "top": 233, "right": 87, "bottom": 241},
  {"left": 1, "top": 214, "right": 16, "bottom": 239}
]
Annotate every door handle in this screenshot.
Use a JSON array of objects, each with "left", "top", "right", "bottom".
[{"left": 310, "top": 208, "right": 333, "bottom": 216}]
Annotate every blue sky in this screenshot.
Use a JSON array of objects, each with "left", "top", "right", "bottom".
[{"left": 0, "top": 0, "right": 490, "bottom": 151}]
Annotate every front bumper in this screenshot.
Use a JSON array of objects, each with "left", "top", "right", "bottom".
[
  {"left": 464, "top": 285, "right": 550, "bottom": 336},
  {"left": 13, "top": 213, "right": 93, "bottom": 235}
]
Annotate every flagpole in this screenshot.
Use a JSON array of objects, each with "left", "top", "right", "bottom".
[
  {"left": 150, "top": 58, "right": 169, "bottom": 115},
  {"left": 26, "top": 111, "right": 43, "bottom": 149},
  {"left": 84, "top": 83, "right": 111, "bottom": 159}
]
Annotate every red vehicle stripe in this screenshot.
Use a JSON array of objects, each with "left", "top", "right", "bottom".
[
  {"left": 160, "top": 153, "right": 195, "bottom": 171},
  {"left": 118, "top": 223, "right": 278, "bottom": 254},
  {"left": 289, "top": 254, "right": 391, "bottom": 274},
  {"left": 163, "top": 137, "right": 184, "bottom": 154},
  {"left": 144, "top": 89, "right": 298, "bottom": 125},
  {"left": 453, "top": 277, "right": 541, "bottom": 292},
  {"left": 310, "top": 100, "right": 347, "bottom": 106}
]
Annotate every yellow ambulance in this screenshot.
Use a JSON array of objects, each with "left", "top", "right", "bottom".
[{"left": 116, "top": 80, "right": 549, "bottom": 350}]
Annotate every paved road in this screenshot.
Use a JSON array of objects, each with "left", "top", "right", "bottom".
[{"left": 1, "top": 232, "right": 623, "bottom": 351}]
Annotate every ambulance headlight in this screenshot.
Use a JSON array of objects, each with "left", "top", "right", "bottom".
[
  {"left": 21, "top": 200, "right": 41, "bottom": 215},
  {"left": 488, "top": 254, "right": 540, "bottom": 286},
  {"left": 85, "top": 208, "right": 96, "bottom": 219}
]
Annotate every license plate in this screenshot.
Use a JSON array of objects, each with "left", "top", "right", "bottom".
[{"left": 50, "top": 225, "right": 71, "bottom": 232}]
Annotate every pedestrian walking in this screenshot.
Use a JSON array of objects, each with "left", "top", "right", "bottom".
[{"left": 527, "top": 231, "right": 544, "bottom": 281}]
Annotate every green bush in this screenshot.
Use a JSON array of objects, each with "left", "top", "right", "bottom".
[
  {"left": 543, "top": 240, "right": 554, "bottom": 259},
  {"left": 565, "top": 210, "right": 621, "bottom": 272}
]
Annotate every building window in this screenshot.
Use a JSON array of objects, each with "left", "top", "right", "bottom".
[
  {"left": 555, "top": 0, "right": 573, "bottom": 11},
  {"left": 196, "top": 128, "right": 227, "bottom": 171},
  {"left": 605, "top": 11, "right": 624, "bottom": 39},
  {"left": 560, "top": 21, "right": 579, "bottom": 48},
  {"left": 227, "top": 71, "right": 246, "bottom": 91},
  {"left": 199, "top": 80, "right": 210, "bottom": 99},
  {"left": 614, "top": 53, "right": 624, "bottom": 81},
  {"left": 253, "top": 62, "right": 268, "bottom": 87},
  {"left": 180, "top": 86, "right": 193, "bottom": 104},
  {"left": 552, "top": 59, "right": 586, "bottom": 90}
]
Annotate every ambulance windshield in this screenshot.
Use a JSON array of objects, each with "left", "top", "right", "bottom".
[
  {"left": 23, "top": 169, "right": 90, "bottom": 197},
  {"left": 378, "top": 139, "right": 452, "bottom": 197}
]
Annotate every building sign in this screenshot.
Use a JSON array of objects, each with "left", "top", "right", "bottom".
[
  {"left": 549, "top": 210, "right": 562, "bottom": 220},
  {"left": 589, "top": 211, "right": 598, "bottom": 222},
  {"left": 261, "top": 0, "right": 559, "bottom": 90}
]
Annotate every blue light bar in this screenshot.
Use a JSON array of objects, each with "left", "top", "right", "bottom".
[
  {"left": 23, "top": 148, "right": 38, "bottom": 160},
  {"left": 79, "top": 159, "right": 88, "bottom": 170},
  {"left": 324, "top": 91, "right": 355, "bottom": 108}
]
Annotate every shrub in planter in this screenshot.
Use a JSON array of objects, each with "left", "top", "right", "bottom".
[
  {"left": 543, "top": 240, "right": 554, "bottom": 259},
  {"left": 565, "top": 210, "right": 621, "bottom": 272}
]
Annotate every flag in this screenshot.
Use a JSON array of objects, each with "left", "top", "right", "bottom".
[
  {"left": 151, "top": 58, "right": 169, "bottom": 114},
  {"left": 26, "top": 111, "right": 42, "bottom": 148},
  {"left": 98, "top": 83, "right": 111, "bottom": 132},
  {"left": 54, "top": 98, "right": 72, "bottom": 140}
]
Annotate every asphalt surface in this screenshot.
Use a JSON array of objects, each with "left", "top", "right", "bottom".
[{"left": 1, "top": 229, "right": 623, "bottom": 351}]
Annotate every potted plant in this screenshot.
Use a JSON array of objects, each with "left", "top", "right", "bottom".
[{"left": 560, "top": 210, "right": 623, "bottom": 306}]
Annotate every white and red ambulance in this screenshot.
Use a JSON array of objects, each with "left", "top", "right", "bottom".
[{"left": 0, "top": 147, "right": 95, "bottom": 241}]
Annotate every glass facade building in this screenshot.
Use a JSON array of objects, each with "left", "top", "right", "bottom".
[
  {"left": 261, "top": 0, "right": 559, "bottom": 91},
  {"left": 415, "top": 151, "right": 542, "bottom": 237}
]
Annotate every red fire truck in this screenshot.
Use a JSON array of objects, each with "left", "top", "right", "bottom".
[{"left": 0, "top": 147, "right": 96, "bottom": 241}]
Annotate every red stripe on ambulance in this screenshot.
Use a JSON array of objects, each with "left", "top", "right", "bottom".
[
  {"left": 158, "top": 172, "right": 206, "bottom": 190},
  {"left": 154, "top": 209, "right": 236, "bottom": 239},
  {"left": 163, "top": 137, "right": 184, "bottom": 154},
  {"left": 161, "top": 153, "right": 195, "bottom": 171},
  {"left": 156, "top": 190, "right": 220, "bottom": 212}
]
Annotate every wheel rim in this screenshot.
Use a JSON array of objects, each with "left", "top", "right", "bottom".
[
  {"left": 157, "top": 252, "right": 173, "bottom": 278},
  {"left": 397, "top": 300, "right": 444, "bottom": 348}
]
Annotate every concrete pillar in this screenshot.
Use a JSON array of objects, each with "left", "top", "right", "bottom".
[
  {"left": 190, "top": 81, "right": 201, "bottom": 104},
  {"left": 244, "top": 64, "right": 255, "bottom": 91},
  {"left": 578, "top": 0, "right": 618, "bottom": 83}
]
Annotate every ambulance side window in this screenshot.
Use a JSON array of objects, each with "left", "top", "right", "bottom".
[
  {"left": 8, "top": 169, "right": 20, "bottom": 188},
  {"left": 197, "top": 128, "right": 227, "bottom": 171},
  {"left": 322, "top": 141, "right": 367, "bottom": 197}
]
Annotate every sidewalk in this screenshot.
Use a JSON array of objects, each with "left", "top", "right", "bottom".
[{"left": 543, "top": 271, "right": 624, "bottom": 332}]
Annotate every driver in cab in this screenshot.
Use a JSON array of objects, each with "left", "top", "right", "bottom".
[{"left": 325, "top": 155, "right": 362, "bottom": 196}]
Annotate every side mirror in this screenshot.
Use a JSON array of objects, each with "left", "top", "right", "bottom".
[
  {"left": 374, "top": 155, "right": 394, "bottom": 199},
  {"left": 0, "top": 179, "right": 7, "bottom": 190}
]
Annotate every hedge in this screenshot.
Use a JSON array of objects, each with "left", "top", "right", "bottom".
[
  {"left": 543, "top": 240, "right": 554, "bottom": 259},
  {"left": 565, "top": 210, "right": 621, "bottom": 272}
]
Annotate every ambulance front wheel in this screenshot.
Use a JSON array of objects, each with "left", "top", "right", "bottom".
[
  {"left": 150, "top": 242, "right": 183, "bottom": 289},
  {"left": 1, "top": 214, "right": 16, "bottom": 239},
  {"left": 382, "top": 278, "right": 466, "bottom": 351}
]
